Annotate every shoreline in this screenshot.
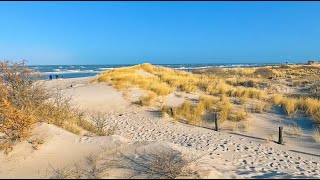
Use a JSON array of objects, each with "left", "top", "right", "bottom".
[{"left": 35, "top": 62, "right": 320, "bottom": 80}]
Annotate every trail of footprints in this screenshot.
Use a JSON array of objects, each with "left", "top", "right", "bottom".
[{"left": 107, "top": 111, "right": 320, "bottom": 178}]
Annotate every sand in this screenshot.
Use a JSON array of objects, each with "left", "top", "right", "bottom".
[{"left": 1, "top": 77, "right": 320, "bottom": 178}]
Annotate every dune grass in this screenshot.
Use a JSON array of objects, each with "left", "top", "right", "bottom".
[
  {"left": 282, "top": 98, "right": 298, "bottom": 118},
  {"left": 97, "top": 63, "right": 320, "bottom": 127},
  {"left": 97, "top": 63, "right": 268, "bottom": 101},
  {"left": 312, "top": 127, "right": 320, "bottom": 142},
  {"left": 232, "top": 108, "right": 248, "bottom": 121},
  {"left": 216, "top": 95, "right": 233, "bottom": 122}
]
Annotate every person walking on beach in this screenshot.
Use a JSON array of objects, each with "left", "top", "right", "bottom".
[
  {"left": 49, "top": 74, "right": 53, "bottom": 81},
  {"left": 55, "top": 74, "right": 59, "bottom": 79}
]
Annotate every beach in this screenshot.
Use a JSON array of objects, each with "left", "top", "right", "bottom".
[{"left": 1, "top": 72, "right": 319, "bottom": 178}]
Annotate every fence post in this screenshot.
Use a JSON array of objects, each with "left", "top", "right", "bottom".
[
  {"left": 214, "top": 113, "right": 219, "bottom": 131},
  {"left": 170, "top": 107, "right": 174, "bottom": 117},
  {"left": 278, "top": 126, "right": 283, "bottom": 144}
]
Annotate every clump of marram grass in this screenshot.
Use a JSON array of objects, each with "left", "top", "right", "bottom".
[
  {"left": 179, "top": 101, "right": 192, "bottom": 116},
  {"left": 232, "top": 109, "right": 248, "bottom": 121},
  {"left": 298, "top": 98, "right": 320, "bottom": 123},
  {"left": 252, "top": 102, "right": 271, "bottom": 113},
  {"left": 162, "top": 99, "right": 213, "bottom": 126},
  {"left": 253, "top": 102, "right": 264, "bottom": 113},
  {"left": 175, "top": 101, "right": 203, "bottom": 126},
  {"left": 216, "top": 95, "right": 232, "bottom": 122},
  {"left": 271, "top": 94, "right": 284, "bottom": 106},
  {"left": 135, "top": 92, "right": 157, "bottom": 106},
  {"left": 239, "top": 92, "right": 249, "bottom": 105},
  {"left": 282, "top": 98, "right": 298, "bottom": 118},
  {"left": 312, "top": 126, "right": 320, "bottom": 142},
  {"left": 287, "top": 124, "right": 302, "bottom": 137}
]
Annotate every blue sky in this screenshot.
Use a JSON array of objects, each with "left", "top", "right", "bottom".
[{"left": 0, "top": 2, "right": 319, "bottom": 65}]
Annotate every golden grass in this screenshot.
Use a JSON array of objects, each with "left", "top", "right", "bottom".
[
  {"left": 253, "top": 102, "right": 264, "bottom": 113},
  {"left": 179, "top": 101, "right": 192, "bottom": 116},
  {"left": 312, "top": 127, "right": 320, "bottom": 142},
  {"left": 217, "top": 95, "right": 232, "bottom": 122},
  {"left": 298, "top": 98, "right": 320, "bottom": 123},
  {"left": 239, "top": 92, "right": 249, "bottom": 105},
  {"left": 282, "top": 98, "right": 298, "bottom": 117},
  {"left": 96, "top": 63, "right": 320, "bottom": 126},
  {"left": 232, "top": 108, "right": 248, "bottom": 121},
  {"left": 97, "top": 63, "right": 267, "bottom": 102},
  {"left": 271, "top": 94, "right": 284, "bottom": 106},
  {"left": 136, "top": 92, "right": 157, "bottom": 106},
  {"left": 199, "top": 94, "right": 215, "bottom": 110}
]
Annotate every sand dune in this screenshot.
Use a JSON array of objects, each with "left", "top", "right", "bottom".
[{"left": 1, "top": 77, "right": 320, "bottom": 178}]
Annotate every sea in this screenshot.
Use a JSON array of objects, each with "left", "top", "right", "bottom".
[{"left": 28, "top": 63, "right": 283, "bottom": 80}]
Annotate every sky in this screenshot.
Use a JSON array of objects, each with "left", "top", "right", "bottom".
[{"left": 0, "top": 1, "right": 320, "bottom": 65}]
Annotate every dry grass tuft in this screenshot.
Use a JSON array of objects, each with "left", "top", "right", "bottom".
[
  {"left": 282, "top": 98, "right": 298, "bottom": 118},
  {"left": 135, "top": 92, "right": 157, "bottom": 106},
  {"left": 232, "top": 109, "right": 248, "bottom": 121},
  {"left": 216, "top": 95, "right": 232, "bottom": 122},
  {"left": 271, "top": 94, "right": 284, "bottom": 106},
  {"left": 287, "top": 123, "right": 302, "bottom": 137},
  {"left": 312, "top": 126, "right": 320, "bottom": 142}
]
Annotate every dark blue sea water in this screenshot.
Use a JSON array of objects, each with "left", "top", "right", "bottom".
[{"left": 28, "top": 63, "right": 281, "bottom": 80}]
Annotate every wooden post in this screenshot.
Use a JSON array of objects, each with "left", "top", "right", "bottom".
[
  {"left": 214, "top": 113, "right": 219, "bottom": 131},
  {"left": 170, "top": 107, "right": 174, "bottom": 117},
  {"left": 278, "top": 126, "right": 283, "bottom": 145}
]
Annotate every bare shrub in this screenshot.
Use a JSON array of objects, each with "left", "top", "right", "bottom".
[
  {"left": 0, "top": 141, "right": 14, "bottom": 155},
  {"left": 48, "top": 164, "right": 76, "bottom": 179},
  {"left": 0, "top": 60, "right": 49, "bottom": 109},
  {"left": 112, "top": 145, "right": 202, "bottom": 179},
  {"left": 28, "top": 136, "right": 45, "bottom": 150},
  {"left": 0, "top": 60, "right": 107, "bottom": 153},
  {"left": 88, "top": 111, "right": 116, "bottom": 136}
]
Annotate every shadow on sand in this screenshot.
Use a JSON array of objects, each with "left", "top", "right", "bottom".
[{"left": 289, "top": 149, "right": 320, "bottom": 158}]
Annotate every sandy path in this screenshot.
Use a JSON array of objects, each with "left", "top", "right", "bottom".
[{"left": 101, "top": 109, "right": 320, "bottom": 178}]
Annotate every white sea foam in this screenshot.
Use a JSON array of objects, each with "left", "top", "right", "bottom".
[
  {"left": 98, "top": 67, "right": 114, "bottom": 70},
  {"left": 173, "top": 66, "right": 213, "bottom": 70},
  {"left": 43, "top": 70, "right": 100, "bottom": 75}
]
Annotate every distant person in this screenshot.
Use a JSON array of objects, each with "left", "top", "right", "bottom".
[
  {"left": 61, "top": 75, "right": 64, "bottom": 79},
  {"left": 55, "top": 74, "right": 59, "bottom": 79},
  {"left": 49, "top": 75, "right": 53, "bottom": 81}
]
